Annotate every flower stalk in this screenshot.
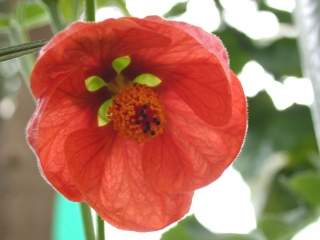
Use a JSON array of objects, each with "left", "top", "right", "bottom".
[
  {"left": 82, "top": 2, "right": 99, "bottom": 239},
  {"left": 42, "top": 0, "right": 65, "bottom": 32},
  {"left": 80, "top": 203, "right": 95, "bottom": 240},
  {"left": 97, "top": 215, "right": 105, "bottom": 240},
  {"left": 85, "top": 0, "right": 96, "bottom": 22}
]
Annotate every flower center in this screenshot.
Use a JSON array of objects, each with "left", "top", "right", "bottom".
[{"left": 109, "top": 85, "right": 165, "bottom": 142}]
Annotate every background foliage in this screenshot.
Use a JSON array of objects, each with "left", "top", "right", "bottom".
[{"left": 0, "top": 0, "right": 319, "bottom": 240}]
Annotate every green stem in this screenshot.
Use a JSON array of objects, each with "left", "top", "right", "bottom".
[
  {"left": 85, "top": 0, "right": 96, "bottom": 22},
  {"left": 75, "top": 0, "right": 82, "bottom": 20},
  {"left": 80, "top": 203, "right": 95, "bottom": 240},
  {"left": 9, "top": 20, "right": 35, "bottom": 92},
  {"left": 0, "top": 48, "right": 40, "bottom": 63},
  {"left": 79, "top": 1, "right": 97, "bottom": 236},
  {"left": 97, "top": 215, "right": 105, "bottom": 240},
  {"left": 42, "top": 0, "right": 65, "bottom": 32},
  {"left": 0, "top": 40, "right": 46, "bottom": 57}
]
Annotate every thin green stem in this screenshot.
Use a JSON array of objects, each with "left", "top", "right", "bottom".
[
  {"left": 9, "top": 20, "right": 35, "bottom": 93},
  {"left": 97, "top": 214, "right": 105, "bottom": 240},
  {"left": 117, "top": 0, "right": 131, "bottom": 16},
  {"left": 49, "top": 3, "right": 64, "bottom": 32},
  {"left": 42, "top": 0, "right": 65, "bottom": 32},
  {"left": 85, "top": 0, "right": 96, "bottom": 22},
  {"left": 80, "top": 203, "right": 95, "bottom": 240},
  {"left": 74, "top": 0, "right": 82, "bottom": 20},
  {"left": 0, "top": 40, "right": 46, "bottom": 57},
  {"left": 0, "top": 48, "right": 40, "bottom": 62}
]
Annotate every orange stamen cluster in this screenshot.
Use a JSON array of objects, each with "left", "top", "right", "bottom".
[{"left": 109, "top": 85, "right": 165, "bottom": 142}]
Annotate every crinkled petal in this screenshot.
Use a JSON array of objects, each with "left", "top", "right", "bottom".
[
  {"left": 143, "top": 72, "right": 247, "bottom": 193},
  {"left": 32, "top": 18, "right": 171, "bottom": 98},
  {"left": 145, "top": 16, "right": 229, "bottom": 77},
  {"left": 26, "top": 87, "right": 100, "bottom": 201},
  {"left": 33, "top": 17, "right": 231, "bottom": 126},
  {"left": 39, "top": 21, "right": 88, "bottom": 57},
  {"left": 125, "top": 17, "right": 232, "bottom": 126},
  {"left": 64, "top": 127, "right": 193, "bottom": 231}
]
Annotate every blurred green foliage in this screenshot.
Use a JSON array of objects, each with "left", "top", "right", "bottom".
[
  {"left": 217, "top": 28, "right": 302, "bottom": 78},
  {"left": 0, "top": 0, "right": 319, "bottom": 240},
  {"left": 15, "top": 2, "right": 49, "bottom": 29},
  {"left": 164, "top": 1, "right": 188, "bottom": 18},
  {"left": 163, "top": 216, "right": 265, "bottom": 240},
  {"left": 58, "top": 0, "right": 82, "bottom": 23}
]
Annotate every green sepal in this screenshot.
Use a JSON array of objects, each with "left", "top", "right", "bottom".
[
  {"left": 97, "top": 99, "right": 113, "bottom": 127},
  {"left": 85, "top": 76, "right": 106, "bottom": 92},
  {"left": 112, "top": 55, "right": 131, "bottom": 74},
  {"left": 133, "top": 73, "right": 162, "bottom": 87}
]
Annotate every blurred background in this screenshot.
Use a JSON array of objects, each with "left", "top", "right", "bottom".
[{"left": 0, "top": 0, "right": 320, "bottom": 239}]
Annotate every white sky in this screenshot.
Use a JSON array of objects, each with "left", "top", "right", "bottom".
[{"left": 239, "top": 61, "right": 314, "bottom": 110}]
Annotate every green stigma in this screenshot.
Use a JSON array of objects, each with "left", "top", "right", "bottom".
[
  {"left": 85, "top": 76, "right": 106, "bottom": 92},
  {"left": 97, "top": 98, "right": 113, "bottom": 127},
  {"left": 133, "top": 73, "right": 162, "bottom": 87},
  {"left": 112, "top": 55, "right": 131, "bottom": 74}
]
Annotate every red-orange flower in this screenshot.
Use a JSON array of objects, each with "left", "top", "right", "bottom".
[{"left": 27, "top": 16, "right": 247, "bottom": 231}]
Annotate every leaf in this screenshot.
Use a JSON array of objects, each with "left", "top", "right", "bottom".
[
  {"left": 0, "top": 40, "right": 47, "bottom": 62},
  {"left": 133, "top": 73, "right": 162, "bottom": 87},
  {"left": 217, "top": 27, "right": 302, "bottom": 77},
  {"left": 257, "top": 1, "right": 293, "bottom": 24},
  {"left": 97, "top": 99, "right": 113, "bottom": 127},
  {"left": 16, "top": 2, "right": 50, "bottom": 29},
  {"left": 235, "top": 92, "right": 318, "bottom": 239},
  {"left": 262, "top": 171, "right": 301, "bottom": 214},
  {"left": 236, "top": 92, "right": 317, "bottom": 179},
  {"left": 58, "top": 0, "right": 82, "bottom": 23},
  {"left": 97, "top": 0, "right": 131, "bottom": 16},
  {"left": 41, "top": 0, "right": 65, "bottom": 32},
  {"left": 162, "top": 215, "right": 264, "bottom": 240},
  {"left": 253, "top": 38, "right": 302, "bottom": 79},
  {"left": 164, "top": 2, "right": 188, "bottom": 18},
  {"left": 258, "top": 209, "right": 316, "bottom": 240},
  {"left": 85, "top": 76, "right": 106, "bottom": 92},
  {"left": 288, "top": 172, "right": 320, "bottom": 207},
  {"left": 0, "top": 14, "right": 10, "bottom": 30}
]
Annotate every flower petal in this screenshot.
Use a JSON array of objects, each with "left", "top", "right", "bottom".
[
  {"left": 143, "top": 72, "right": 247, "bottom": 193},
  {"left": 26, "top": 87, "right": 100, "bottom": 201},
  {"left": 39, "top": 22, "right": 88, "bottom": 57},
  {"left": 33, "top": 17, "right": 232, "bottom": 126},
  {"left": 170, "top": 22, "right": 230, "bottom": 78},
  {"left": 31, "top": 18, "right": 171, "bottom": 98},
  {"left": 145, "top": 16, "right": 229, "bottom": 77},
  {"left": 125, "top": 17, "right": 232, "bottom": 126},
  {"left": 64, "top": 128, "right": 193, "bottom": 231}
]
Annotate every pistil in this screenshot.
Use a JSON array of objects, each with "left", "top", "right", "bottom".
[{"left": 108, "top": 85, "right": 165, "bottom": 142}]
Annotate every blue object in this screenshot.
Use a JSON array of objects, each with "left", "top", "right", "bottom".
[{"left": 53, "top": 194, "right": 84, "bottom": 240}]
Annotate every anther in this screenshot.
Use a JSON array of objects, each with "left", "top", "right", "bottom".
[
  {"left": 108, "top": 85, "right": 165, "bottom": 142},
  {"left": 153, "top": 117, "right": 161, "bottom": 125},
  {"left": 143, "top": 124, "right": 150, "bottom": 133}
]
